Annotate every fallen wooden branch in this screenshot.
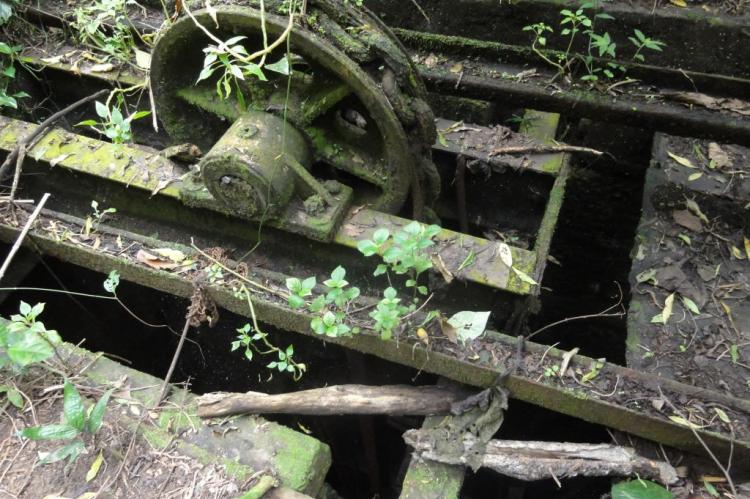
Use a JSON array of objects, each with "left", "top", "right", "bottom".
[
  {"left": 0, "top": 193, "right": 50, "bottom": 283},
  {"left": 196, "top": 384, "right": 471, "bottom": 418},
  {"left": 490, "top": 145, "right": 604, "bottom": 157},
  {"left": 403, "top": 430, "right": 678, "bottom": 485}
]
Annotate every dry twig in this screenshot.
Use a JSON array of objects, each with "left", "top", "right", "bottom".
[{"left": 0, "top": 193, "right": 50, "bottom": 283}]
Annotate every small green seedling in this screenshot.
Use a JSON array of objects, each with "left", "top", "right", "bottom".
[
  {"left": 544, "top": 364, "right": 560, "bottom": 377},
  {"left": 19, "top": 380, "right": 113, "bottom": 464},
  {"left": 0, "top": 42, "right": 29, "bottom": 110},
  {"left": 370, "top": 287, "right": 409, "bottom": 340},
  {"left": 0, "top": 301, "right": 61, "bottom": 371},
  {"left": 77, "top": 101, "right": 150, "bottom": 144},
  {"left": 71, "top": 0, "right": 138, "bottom": 62},
  {"left": 358, "top": 221, "right": 440, "bottom": 297}
]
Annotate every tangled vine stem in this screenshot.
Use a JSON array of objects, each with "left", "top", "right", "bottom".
[{"left": 181, "top": 0, "right": 295, "bottom": 66}]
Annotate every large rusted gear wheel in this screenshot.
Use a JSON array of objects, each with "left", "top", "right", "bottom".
[{"left": 150, "top": 0, "right": 439, "bottom": 217}]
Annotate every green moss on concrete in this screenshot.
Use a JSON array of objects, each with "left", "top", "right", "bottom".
[{"left": 57, "top": 342, "right": 330, "bottom": 496}]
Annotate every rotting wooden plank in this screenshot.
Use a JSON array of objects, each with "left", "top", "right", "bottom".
[
  {"left": 400, "top": 415, "right": 465, "bottom": 499},
  {"left": 0, "top": 210, "right": 747, "bottom": 465}
]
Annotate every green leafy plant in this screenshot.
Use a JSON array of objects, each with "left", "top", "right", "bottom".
[
  {"left": 71, "top": 0, "right": 138, "bottom": 62},
  {"left": 286, "top": 276, "right": 316, "bottom": 310},
  {"left": 83, "top": 199, "right": 117, "bottom": 236},
  {"left": 232, "top": 285, "right": 306, "bottom": 380},
  {"left": 0, "top": 0, "right": 20, "bottom": 25},
  {"left": 304, "top": 266, "right": 360, "bottom": 338},
  {"left": 196, "top": 32, "right": 291, "bottom": 104},
  {"left": 628, "top": 29, "right": 666, "bottom": 63},
  {"left": 544, "top": 364, "right": 560, "bottom": 377},
  {"left": 0, "top": 42, "right": 29, "bottom": 110},
  {"left": 369, "top": 287, "right": 409, "bottom": 340},
  {"left": 19, "top": 380, "right": 112, "bottom": 464},
  {"left": 231, "top": 323, "right": 306, "bottom": 380},
  {"left": 523, "top": 4, "right": 664, "bottom": 86},
  {"left": 611, "top": 479, "right": 672, "bottom": 499},
  {"left": 205, "top": 263, "right": 225, "bottom": 284},
  {"left": 0, "top": 301, "right": 61, "bottom": 372},
  {"left": 76, "top": 100, "right": 150, "bottom": 144},
  {"left": 357, "top": 221, "right": 441, "bottom": 297}
]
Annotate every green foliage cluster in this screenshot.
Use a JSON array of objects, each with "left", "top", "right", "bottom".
[
  {"left": 232, "top": 323, "right": 306, "bottom": 380},
  {"left": 232, "top": 285, "right": 307, "bottom": 380},
  {"left": 0, "top": 302, "right": 61, "bottom": 373},
  {"left": 71, "top": 0, "right": 138, "bottom": 62},
  {"left": 523, "top": 3, "right": 665, "bottom": 85},
  {"left": 285, "top": 221, "right": 441, "bottom": 342},
  {"left": 358, "top": 221, "right": 441, "bottom": 297},
  {"left": 20, "top": 380, "right": 112, "bottom": 464},
  {"left": 287, "top": 266, "right": 361, "bottom": 338},
  {"left": 77, "top": 100, "right": 150, "bottom": 144},
  {"left": 0, "top": 42, "right": 29, "bottom": 110}
]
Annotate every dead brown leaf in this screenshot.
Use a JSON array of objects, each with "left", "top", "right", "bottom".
[
  {"left": 430, "top": 253, "right": 454, "bottom": 284},
  {"left": 663, "top": 91, "right": 750, "bottom": 116},
  {"left": 672, "top": 209, "right": 702, "bottom": 232},
  {"left": 136, "top": 249, "right": 178, "bottom": 270},
  {"left": 438, "top": 314, "right": 458, "bottom": 344},
  {"left": 707, "top": 142, "right": 732, "bottom": 169},
  {"left": 423, "top": 53, "right": 439, "bottom": 68}
]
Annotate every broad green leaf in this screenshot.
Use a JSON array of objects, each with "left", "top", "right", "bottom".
[
  {"left": 20, "top": 424, "right": 79, "bottom": 441},
  {"left": 19, "top": 301, "right": 31, "bottom": 316},
  {"left": 265, "top": 55, "right": 290, "bottom": 75},
  {"left": 7, "top": 330, "right": 54, "bottom": 366},
  {"left": 357, "top": 239, "right": 378, "bottom": 256},
  {"left": 6, "top": 388, "right": 23, "bottom": 408},
  {"left": 95, "top": 101, "right": 109, "bottom": 119},
  {"left": 447, "top": 311, "right": 491, "bottom": 344},
  {"left": 612, "top": 479, "right": 673, "bottom": 499},
  {"left": 63, "top": 381, "right": 86, "bottom": 431},
  {"left": 39, "top": 440, "right": 85, "bottom": 464},
  {"left": 87, "top": 389, "right": 113, "bottom": 434}
]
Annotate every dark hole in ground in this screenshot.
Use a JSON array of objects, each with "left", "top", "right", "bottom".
[
  {"left": 528, "top": 120, "right": 654, "bottom": 363},
  {"left": 2, "top": 255, "right": 614, "bottom": 498}
]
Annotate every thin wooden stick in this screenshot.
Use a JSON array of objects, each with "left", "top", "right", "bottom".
[
  {"left": 0, "top": 89, "right": 109, "bottom": 182},
  {"left": 490, "top": 145, "right": 604, "bottom": 157},
  {"left": 155, "top": 316, "right": 191, "bottom": 408},
  {"left": 0, "top": 192, "right": 50, "bottom": 283}
]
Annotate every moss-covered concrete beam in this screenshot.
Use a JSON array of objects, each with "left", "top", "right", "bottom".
[
  {"left": 1, "top": 210, "right": 747, "bottom": 464},
  {"left": 0, "top": 114, "right": 535, "bottom": 293},
  {"left": 56, "top": 343, "right": 331, "bottom": 496},
  {"left": 336, "top": 207, "right": 536, "bottom": 295},
  {"left": 433, "top": 117, "right": 561, "bottom": 176}
]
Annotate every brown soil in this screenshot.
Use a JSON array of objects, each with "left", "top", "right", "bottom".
[
  {"left": 0, "top": 368, "right": 248, "bottom": 498},
  {"left": 628, "top": 135, "right": 750, "bottom": 399}
]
